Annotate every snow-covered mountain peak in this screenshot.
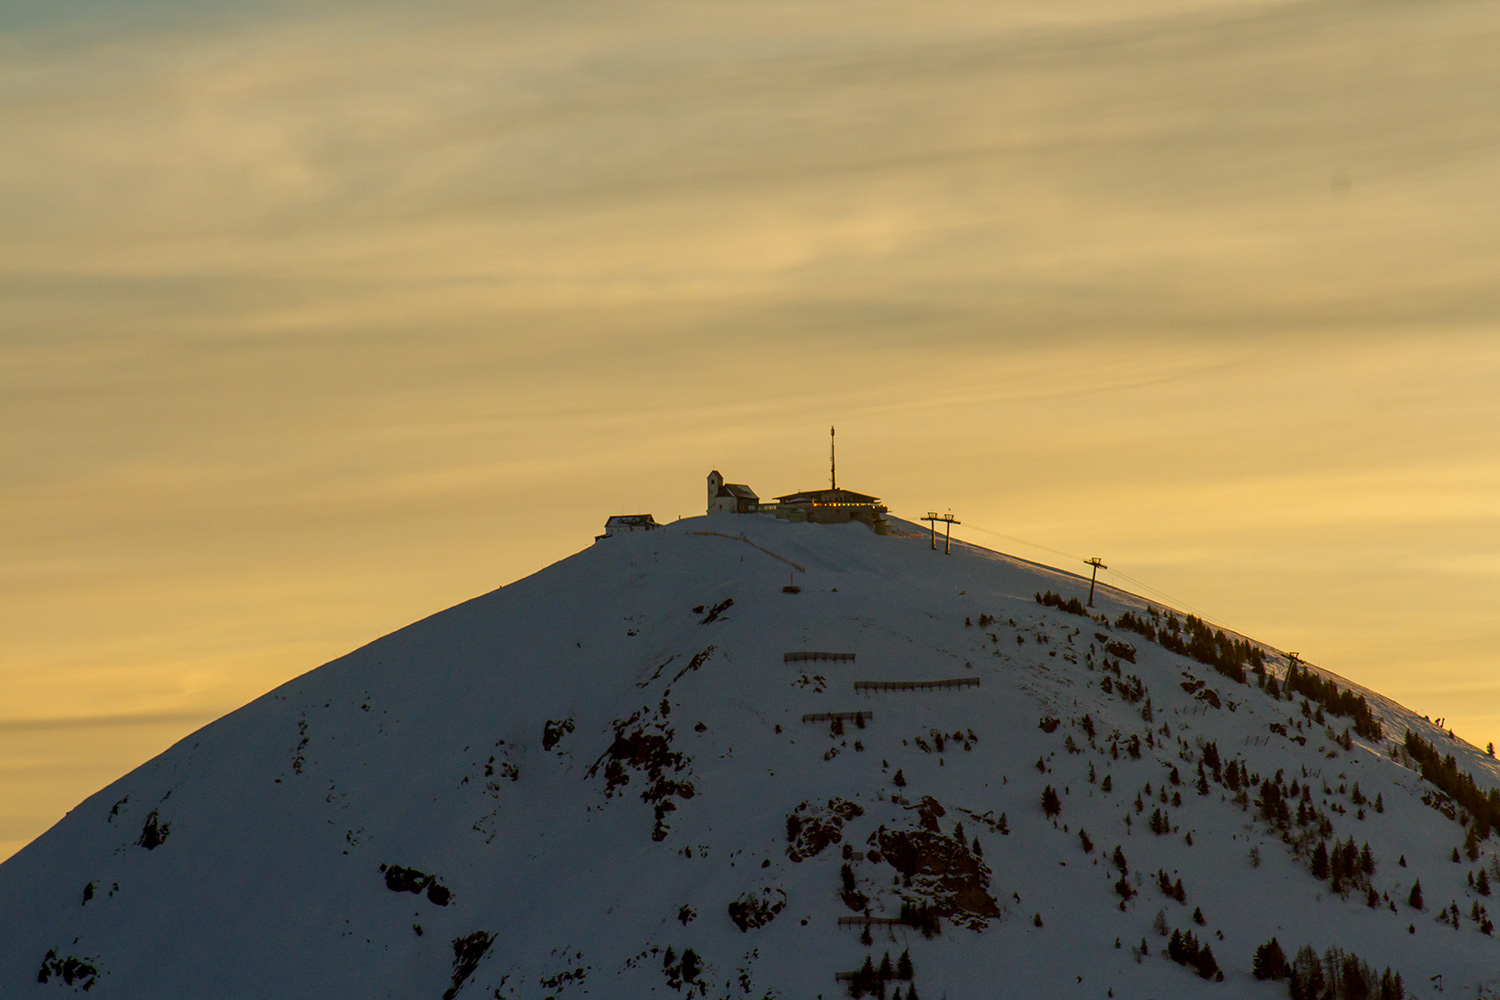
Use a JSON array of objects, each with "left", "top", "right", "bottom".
[{"left": 4, "top": 513, "right": 1498, "bottom": 998}]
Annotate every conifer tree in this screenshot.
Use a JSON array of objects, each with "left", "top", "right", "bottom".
[
  {"left": 1194, "top": 943, "right": 1219, "bottom": 980},
  {"left": 1312, "top": 841, "right": 1330, "bottom": 880},
  {"left": 1150, "top": 808, "right": 1169, "bottom": 835},
  {"left": 1408, "top": 880, "right": 1424, "bottom": 910},
  {"left": 1252, "top": 937, "right": 1288, "bottom": 980}
]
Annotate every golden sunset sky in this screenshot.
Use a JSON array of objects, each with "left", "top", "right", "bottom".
[{"left": 4, "top": 0, "right": 1500, "bottom": 861}]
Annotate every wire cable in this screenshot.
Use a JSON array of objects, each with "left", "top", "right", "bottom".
[
  {"left": 927, "top": 514, "right": 1238, "bottom": 634},
  {"left": 1100, "top": 567, "right": 1233, "bottom": 632},
  {"left": 954, "top": 522, "right": 1087, "bottom": 564}
]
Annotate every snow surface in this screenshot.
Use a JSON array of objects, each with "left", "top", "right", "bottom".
[{"left": 3, "top": 514, "right": 1499, "bottom": 998}]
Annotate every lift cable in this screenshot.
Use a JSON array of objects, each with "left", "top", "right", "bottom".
[{"left": 939, "top": 517, "right": 1237, "bottom": 633}]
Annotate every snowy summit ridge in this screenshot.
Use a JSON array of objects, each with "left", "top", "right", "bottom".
[{"left": 4, "top": 512, "right": 1500, "bottom": 998}]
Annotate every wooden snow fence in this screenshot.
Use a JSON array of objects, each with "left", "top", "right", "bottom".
[
  {"left": 854, "top": 677, "right": 980, "bottom": 693},
  {"left": 801, "top": 711, "right": 872, "bottom": 724},
  {"left": 837, "top": 916, "right": 905, "bottom": 928},
  {"left": 784, "top": 651, "right": 856, "bottom": 663}
]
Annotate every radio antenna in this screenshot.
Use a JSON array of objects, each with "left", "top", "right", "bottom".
[{"left": 830, "top": 425, "right": 836, "bottom": 490}]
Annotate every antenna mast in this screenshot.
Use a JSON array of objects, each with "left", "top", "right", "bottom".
[{"left": 830, "top": 425, "right": 836, "bottom": 489}]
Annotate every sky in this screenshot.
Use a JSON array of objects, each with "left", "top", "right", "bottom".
[{"left": 3, "top": 0, "right": 1500, "bottom": 863}]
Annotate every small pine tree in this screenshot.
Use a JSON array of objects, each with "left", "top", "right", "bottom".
[
  {"left": 1041, "top": 786, "right": 1061, "bottom": 817},
  {"left": 896, "top": 950, "right": 913, "bottom": 980},
  {"left": 1253, "top": 938, "right": 1289, "bottom": 980},
  {"left": 1478, "top": 868, "right": 1491, "bottom": 896},
  {"left": 1312, "top": 841, "right": 1330, "bottom": 881},
  {"left": 1149, "top": 808, "right": 1169, "bottom": 835},
  {"left": 1408, "top": 880, "right": 1424, "bottom": 910},
  {"left": 892, "top": 769, "right": 906, "bottom": 787},
  {"left": 1194, "top": 943, "right": 1219, "bottom": 980}
]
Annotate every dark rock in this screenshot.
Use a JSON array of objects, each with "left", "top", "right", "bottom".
[
  {"left": 137, "top": 810, "right": 169, "bottom": 850},
  {"left": 442, "top": 931, "right": 493, "bottom": 1000}
]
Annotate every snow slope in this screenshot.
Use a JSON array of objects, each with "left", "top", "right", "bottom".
[{"left": 3, "top": 514, "right": 1499, "bottom": 998}]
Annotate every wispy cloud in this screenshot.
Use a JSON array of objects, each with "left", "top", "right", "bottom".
[{"left": 3, "top": 0, "right": 1500, "bottom": 862}]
